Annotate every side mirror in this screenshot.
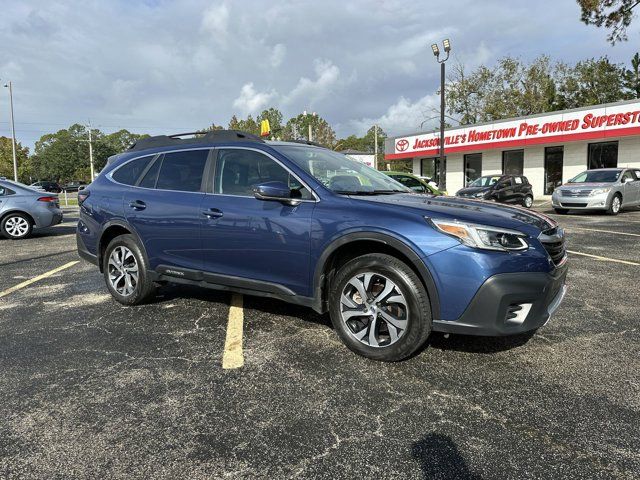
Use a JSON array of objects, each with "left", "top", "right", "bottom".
[{"left": 253, "top": 181, "right": 299, "bottom": 206}]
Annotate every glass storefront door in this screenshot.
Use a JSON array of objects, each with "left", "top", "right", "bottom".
[
  {"left": 421, "top": 157, "right": 447, "bottom": 190},
  {"left": 544, "top": 146, "right": 564, "bottom": 195}
]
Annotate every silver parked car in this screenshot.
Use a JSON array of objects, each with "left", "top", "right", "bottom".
[
  {"left": 0, "top": 178, "right": 63, "bottom": 239},
  {"left": 552, "top": 168, "right": 640, "bottom": 215}
]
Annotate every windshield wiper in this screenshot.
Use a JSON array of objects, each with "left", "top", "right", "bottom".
[{"left": 334, "top": 189, "right": 406, "bottom": 195}]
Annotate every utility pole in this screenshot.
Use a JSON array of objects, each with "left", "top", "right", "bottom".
[
  {"left": 3, "top": 81, "right": 18, "bottom": 182},
  {"left": 431, "top": 39, "right": 451, "bottom": 191},
  {"left": 303, "top": 110, "right": 316, "bottom": 142},
  {"left": 374, "top": 124, "right": 378, "bottom": 170},
  {"left": 87, "top": 122, "right": 95, "bottom": 181}
]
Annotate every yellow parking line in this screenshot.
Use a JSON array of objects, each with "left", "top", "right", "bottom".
[
  {"left": 567, "top": 250, "right": 640, "bottom": 266},
  {"left": 567, "top": 227, "right": 640, "bottom": 237},
  {"left": 222, "top": 293, "right": 244, "bottom": 369},
  {"left": 0, "top": 261, "right": 79, "bottom": 299}
]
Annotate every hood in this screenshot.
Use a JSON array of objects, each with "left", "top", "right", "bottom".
[
  {"left": 560, "top": 182, "right": 615, "bottom": 189},
  {"left": 456, "top": 186, "right": 490, "bottom": 196},
  {"left": 350, "top": 193, "right": 554, "bottom": 236}
]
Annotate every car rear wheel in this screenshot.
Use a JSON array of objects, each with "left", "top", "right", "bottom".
[
  {"left": 103, "top": 234, "right": 156, "bottom": 305},
  {"left": 328, "top": 253, "right": 432, "bottom": 361},
  {"left": 1, "top": 213, "right": 33, "bottom": 239},
  {"left": 523, "top": 195, "right": 533, "bottom": 208},
  {"left": 607, "top": 194, "right": 622, "bottom": 215}
]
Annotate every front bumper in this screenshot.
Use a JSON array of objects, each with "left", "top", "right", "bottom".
[
  {"left": 432, "top": 263, "right": 568, "bottom": 336},
  {"left": 552, "top": 192, "right": 610, "bottom": 210}
]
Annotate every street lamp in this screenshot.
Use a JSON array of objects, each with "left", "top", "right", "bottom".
[
  {"left": 430, "top": 38, "right": 451, "bottom": 190},
  {"left": 3, "top": 81, "right": 18, "bottom": 182}
]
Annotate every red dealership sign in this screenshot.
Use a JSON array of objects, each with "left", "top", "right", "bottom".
[{"left": 387, "top": 102, "right": 640, "bottom": 159}]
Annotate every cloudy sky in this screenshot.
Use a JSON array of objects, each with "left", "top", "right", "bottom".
[{"left": 0, "top": 0, "right": 638, "bottom": 150}]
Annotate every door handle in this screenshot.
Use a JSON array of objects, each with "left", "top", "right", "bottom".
[
  {"left": 202, "top": 208, "right": 223, "bottom": 219},
  {"left": 129, "top": 200, "right": 146, "bottom": 210}
]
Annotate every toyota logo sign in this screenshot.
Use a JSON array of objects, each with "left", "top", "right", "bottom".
[{"left": 396, "top": 139, "right": 409, "bottom": 152}]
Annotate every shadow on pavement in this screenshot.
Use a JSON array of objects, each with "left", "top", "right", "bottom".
[
  {"left": 427, "top": 331, "right": 535, "bottom": 354},
  {"left": 411, "top": 433, "right": 482, "bottom": 480}
]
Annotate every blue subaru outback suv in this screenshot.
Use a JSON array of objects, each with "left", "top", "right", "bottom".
[{"left": 77, "top": 130, "right": 568, "bottom": 361}]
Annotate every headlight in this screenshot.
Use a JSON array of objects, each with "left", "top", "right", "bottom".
[
  {"left": 473, "top": 192, "right": 485, "bottom": 198},
  {"left": 589, "top": 188, "right": 611, "bottom": 196},
  {"left": 428, "top": 218, "right": 529, "bottom": 251}
]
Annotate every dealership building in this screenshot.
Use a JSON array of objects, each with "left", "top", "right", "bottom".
[{"left": 385, "top": 99, "right": 640, "bottom": 197}]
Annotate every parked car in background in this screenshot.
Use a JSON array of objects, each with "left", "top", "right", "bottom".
[
  {"left": 30, "top": 180, "right": 62, "bottom": 193},
  {"left": 456, "top": 174, "right": 534, "bottom": 208},
  {"left": 551, "top": 168, "right": 640, "bottom": 215},
  {"left": 385, "top": 171, "right": 447, "bottom": 195},
  {"left": 77, "top": 130, "right": 567, "bottom": 362},
  {"left": 0, "top": 178, "right": 63, "bottom": 239},
  {"left": 63, "top": 181, "right": 87, "bottom": 192}
]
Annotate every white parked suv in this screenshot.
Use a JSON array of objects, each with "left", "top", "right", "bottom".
[{"left": 552, "top": 168, "right": 640, "bottom": 215}]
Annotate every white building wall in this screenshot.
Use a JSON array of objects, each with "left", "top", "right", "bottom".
[
  {"left": 618, "top": 136, "right": 640, "bottom": 168},
  {"left": 524, "top": 146, "right": 545, "bottom": 197}
]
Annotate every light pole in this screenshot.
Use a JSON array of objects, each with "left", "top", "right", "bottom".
[
  {"left": 302, "top": 110, "right": 317, "bottom": 142},
  {"left": 3, "top": 81, "right": 18, "bottom": 182},
  {"left": 431, "top": 38, "right": 451, "bottom": 190}
]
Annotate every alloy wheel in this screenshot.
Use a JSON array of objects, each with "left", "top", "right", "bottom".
[
  {"left": 340, "top": 272, "right": 409, "bottom": 348},
  {"left": 5, "top": 216, "right": 29, "bottom": 238},
  {"left": 108, "top": 246, "right": 139, "bottom": 296},
  {"left": 612, "top": 196, "right": 621, "bottom": 213},
  {"left": 525, "top": 196, "right": 533, "bottom": 208}
]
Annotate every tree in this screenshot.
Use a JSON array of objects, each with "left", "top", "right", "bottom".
[
  {"left": 624, "top": 52, "right": 640, "bottom": 97},
  {"left": 103, "top": 129, "right": 149, "bottom": 153},
  {"left": 577, "top": 0, "right": 640, "bottom": 44},
  {"left": 259, "top": 107, "right": 284, "bottom": 138},
  {"left": 0, "top": 137, "right": 29, "bottom": 181},
  {"left": 556, "top": 57, "right": 631, "bottom": 108},
  {"left": 282, "top": 113, "right": 336, "bottom": 148},
  {"left": 228, "top": 115, "right": 260, "bottom": 136}
]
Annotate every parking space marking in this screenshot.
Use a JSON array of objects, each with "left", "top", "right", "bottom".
[
  {"left": 567, "top": 250, "right": 640, "bottom": 266},
  {"left": 567, "top": 227, "right": 640, "bottom": 237},
  {"left": 0, "top": 261, "right": 79, "bottom": 299},
  {"left": 222, "top": 293, "right": 244, "bottom": 369}
]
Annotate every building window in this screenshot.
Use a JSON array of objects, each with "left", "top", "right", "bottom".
[
  {"left": 464, "top": 153, "right": 482, "bottom": 186},
  {"left": 421, "top": 157, "right": 446, "bottom": 189},
  {"left": 588, "top": 141, "right": 618, "bottom": 169},
  {"left": 502, "top": 150, "right": 524, "bottom": 175},
  {"left": 544, "top": 146, "right": 563, "bottom": 195}
]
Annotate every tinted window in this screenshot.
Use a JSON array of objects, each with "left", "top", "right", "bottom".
[
  {"left": 569, "top": 170, "right": 621, "bottom": 183},
  {"left": 588, "top": 141, "right": 618, "bottom": 169},
  {"left": 139, "top": 156, "right": 162, "bottom": 189},
  {"left": 112, "top": 156, "right": 154, "bottom": 185},
  {"left": 502, "top": 150, "right": 523, "bottom": 175},
  {"left": 156, "top": 150, "right": 209, "bottom": 192},
  {"left": 215, "top": 149, "right": 313, "bottom": 199}
]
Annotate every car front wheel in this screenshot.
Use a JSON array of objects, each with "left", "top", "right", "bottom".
[
  {"left": 103, "top": 234, "right": 156, "bottom": 305},
  {"left": 329, "top": 253, "right": 432, "bottom": 361},
  {"left": 1, "top": 213, "right": 33, "bottom": 239},
  {"left": 607, "top": 194, "right": 622, "bottom": 215},
  {"left": 523, "top": 195, "right": 534, "bottom": 208}
]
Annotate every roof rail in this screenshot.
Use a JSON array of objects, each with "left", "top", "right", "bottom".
[{"left": 128, "top": 129, "right": 265, "bottom": 152}]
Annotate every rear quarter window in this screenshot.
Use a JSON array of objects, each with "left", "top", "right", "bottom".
[{"left": 111, "top": 156, "right": 155, "bottom": 185}]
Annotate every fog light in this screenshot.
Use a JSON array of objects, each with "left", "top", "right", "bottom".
[{"left": 505, "top": 303, "right": 533, "bottom": 325}]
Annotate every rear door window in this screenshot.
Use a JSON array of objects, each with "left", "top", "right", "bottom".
[
  {"left": 112, "top": 156, "right": 155, "bottom": 185},
  {"left": 155, "top": 149, "right": 209, "bottom": 192}
]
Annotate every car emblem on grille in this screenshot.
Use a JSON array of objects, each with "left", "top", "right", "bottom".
[{"left": 571, "top": 189, "right": 580, "bottom": 193}]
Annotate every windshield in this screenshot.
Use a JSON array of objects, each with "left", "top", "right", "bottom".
[
  {"left": 469, "top": 175, "right": 502, "bottom": 187},
  {"left": 274, "top": 145, "right": 410, "bottom": 194},
  {"left": 569, "top": 170, "right": 621, "bottom": 183}
]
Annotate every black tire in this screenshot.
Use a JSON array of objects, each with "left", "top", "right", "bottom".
[
  {"left": 103, "top": 234, "right": 156, "bottom": 305},
  {"left": 328, "top": 253, "right": 432, "bottom": 361},
  {"left": 607, "top": 194, "right": 622, "bottom": 216},
  {"left": 1, "top": 212, "right": 33, "bottom": 239},
  {"left": 553, "top": 208, "right": 569, "bottom": 215},
  {"left": 522, "top": 195, "right": 534, "bottom": 209}
]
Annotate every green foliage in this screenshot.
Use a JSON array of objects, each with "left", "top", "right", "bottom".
[
  {"left": 624, "top": 52, "right": 640, "bottom": 98},
  {"left": 0, "top": 136, "right": 29, "bottom": 181},
  {"left": 282, "top": 113, "right": 336, "bottom": 147},
  {"left": 577, "top": 0, "right": 640, "bottom": 44}
]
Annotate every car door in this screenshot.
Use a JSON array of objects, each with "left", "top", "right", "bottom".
[
  {"left": 121, "top": 149, "right": 210, "bottom": 272},
  {"left": 200, "top": 147, "right": 316, "bottom": 296},
  {"left": 620, "top": 170, "right": 638, "bottom": 206},
  {"left": 494, "top": 177, "right": 515, "bottom": 203}
]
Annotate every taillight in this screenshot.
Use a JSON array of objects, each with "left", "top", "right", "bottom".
[
  {"left": 37, "top": 196, "right": 58, "bottom": 203},
  {"left": 78, "top": 190, "right": 90, "bottom": 205}
]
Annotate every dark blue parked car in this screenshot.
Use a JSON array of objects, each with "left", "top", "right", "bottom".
[{"left": 77, "top": 130, "right": 568, "bottom": 361}]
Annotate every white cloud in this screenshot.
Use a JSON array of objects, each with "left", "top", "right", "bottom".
[
  {"left": 232, "top": 82, "right": 276, "bottom": 115},
  {"left": 201, "top": 3, "right": 229, "bottom": 40},
  {"left": 270, "top": 43, "right": 286, "bottom": 68},
  {"left": 284, "top": 59, "right": 341, "bottom": 105},
  {"left": 351, "top": 94, "right": 440, "bottom": 136}
]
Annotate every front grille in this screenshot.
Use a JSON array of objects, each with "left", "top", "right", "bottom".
[
  {"left": 560, "top": 202, "right": 588, "bottom": 208},
  {"left": 539, "top": 227, "right": 566, "bottom": 266},
  {"left": 560, "top": 189, "right": 591, "bottom": 197}
]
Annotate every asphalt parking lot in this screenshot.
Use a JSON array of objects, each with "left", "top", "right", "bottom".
[{"left": 1, "top": 205, "right": 639, "bottom": 479}]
